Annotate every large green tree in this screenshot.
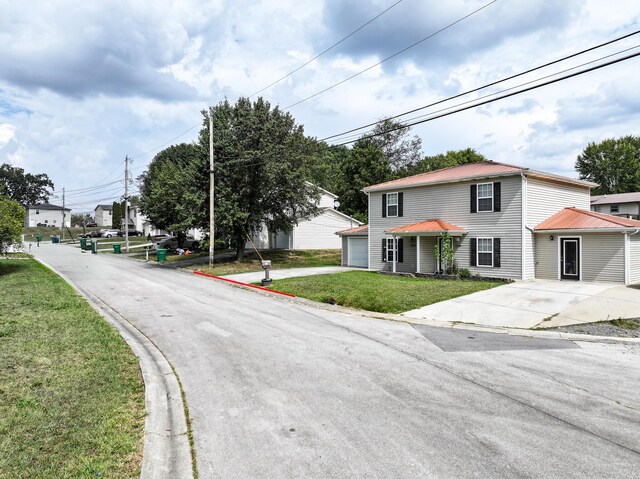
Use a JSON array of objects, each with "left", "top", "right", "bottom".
[
  {"left": 306, "top": 143, "right": 350, "bottom": 194},
  {"left": 201, "top": 97, "right": 320, "bottom": 258},
  {"left": 369, "top": 118, "right": 423, "bottom": 171},
  {"left": 575, "top": 136, "right": 640, "bottom": 195},
  {"left": 0, "top": 196, "right": 24, "bottom": 255},
  {"left": 111, "top": 200, "right": 125, "bottom": 229},
  {"left": 337, "top": 139, "right": 393, "bottom": 223},
  {"left": 138, "top": 143, "right": 206, "bottom": 233},
  {"left": 402, "top": 148, "right": 487, "bottom": 176},
  {"left": 0, "top": 164, "right": 54, "bottom": 207}
]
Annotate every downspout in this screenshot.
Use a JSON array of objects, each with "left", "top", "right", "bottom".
[
  {"left": 626, "top": 229, "right": 640, "bottom": 285},
  {"left": 521, "top": 172, "right": 528, "bottom": 280}
]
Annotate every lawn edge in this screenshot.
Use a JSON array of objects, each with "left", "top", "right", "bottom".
[{"left": 32, "top": 257, "right": 196, "bottom": 479}]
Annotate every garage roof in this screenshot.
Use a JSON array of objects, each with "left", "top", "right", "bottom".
[
  {"left": 535, "top": 207, "right": 640, "bottom": 231},
  {"left": 336, "top": 225, "right": 369, "bottom": 236}
]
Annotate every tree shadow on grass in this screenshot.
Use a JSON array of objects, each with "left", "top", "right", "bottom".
[{"left": 0, "top": 263, "right": 27, "bottom": 276}]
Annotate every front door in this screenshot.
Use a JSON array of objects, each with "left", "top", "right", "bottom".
[{"left": 560, "top": 238, "right": 580, "bottom": 280}]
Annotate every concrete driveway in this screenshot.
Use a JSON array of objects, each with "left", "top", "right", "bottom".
[{"left": 404, "top": 279, "right": 640, "bottom": 329}]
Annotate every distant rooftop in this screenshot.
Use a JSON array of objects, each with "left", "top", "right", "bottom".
[
  {"left": 591, "top": 192, "right": 640, "bottom": 205},
  {"left": 94, "top": 204, "right": 113, "bottom": 210},
  {"left": 27, "top": 203, "right": 70, "bottom": 211}
]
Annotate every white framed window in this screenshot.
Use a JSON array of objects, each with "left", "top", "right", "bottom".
[
  {"left": 477, "top": 183, "right": 493, "bottom": 212},
  {"left": 387, "top": 192, "right": 398, "bottom": 217},
  {"left": 610, "top": 204, "right": 619, "bottom": 213},
  {"left": 386, "top": 238, "right": 396, "bottom": 262},
  {"left": 44, "top": 219, "right": 49, "bottom": 224},
  {"left": 477, "top": 238, "right": 493, "bottom": 267}
]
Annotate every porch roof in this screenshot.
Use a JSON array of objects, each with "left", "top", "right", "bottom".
[
  {"left": 384, "top": 219, "right": 465, "bottom": 236},
  {"left": 534, "top": 207, "right": 640, "bottom": 231}
]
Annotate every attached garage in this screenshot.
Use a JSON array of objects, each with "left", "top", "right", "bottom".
[
  {"left": 534, "top": 208, "right": 640, "bottom": 284},
  {"left": 337, "top": 225, "right": 369, "bottom": 268}
]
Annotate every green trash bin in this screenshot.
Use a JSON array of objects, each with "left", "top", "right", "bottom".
[
  {"left": 36, "top": 235, "right": 43, "bottom": 244},
  {"left": 113, "top": 243, "right": 121, "bottom": 254},
  {"left": 80, "top": 238, "right": 87, "bottom": 250},
  {"left": 156, "top": 248, "right": 167, "bottom": 263},
  {"left": 91, "top": 240, "right": 97, "bottom": 254},
  {"left": 51, "top": 235, "right": 59, "bottom": 244}
]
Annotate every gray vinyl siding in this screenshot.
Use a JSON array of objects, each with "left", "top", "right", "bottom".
[
  {"left": 341, "top": 236, "right": 348, "bottom": 266},
  {"left": 630, "top": 235, "right": 640, "bottom": 284},
  {"left": 369, "top": 175, "right": 523, "bottom": 279},
  {"left": 535, "top": 233, "right": 625, "bottom": 283},
  {"left": 526, "top": 177, "right": 591, "bottom": 280}
]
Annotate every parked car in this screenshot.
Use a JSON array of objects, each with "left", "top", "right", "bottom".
[
  {"left": 154, "top": 235, "right": 200, "bottom": 251},
  {"left": 87, "top": 229, "right": 106, "bottom": 238},
  {"left": 84, "top": 220, "right": 97, "bottom": 227},
  {"left": 118, "top": 229, "right": 144, "bottom": 237},
  {"left": 101, "top": 229, "right": 121, "bottom": 238}
]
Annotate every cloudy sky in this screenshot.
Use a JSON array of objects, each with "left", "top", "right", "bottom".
[{"left": 1, "top": 0, "right": 639, "bottom": 212}]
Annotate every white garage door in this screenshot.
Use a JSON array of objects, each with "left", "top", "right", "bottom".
[{"left": 348, "top": 237, "right": 368, "bottom": 268}]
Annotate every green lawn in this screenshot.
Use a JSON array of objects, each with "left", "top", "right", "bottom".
[
  {"left": 23, "top": 226, "right": 102, "bottom": 242},
  {"left": 0, "top": 259, "right": 145, "bottom": 477},
  {"left": 189, "top": 249, "right": 341, "bottom": 276},
  {"left": 266, "top": 271, "right": 504, "bottom": 314}
]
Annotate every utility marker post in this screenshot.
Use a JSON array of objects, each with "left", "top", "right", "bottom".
[
  {"left": 209, "top": 111, "right": 215, "bottom": 267},
  {"left": 124, "top": 155, "right": 130, "bottom": 253}
]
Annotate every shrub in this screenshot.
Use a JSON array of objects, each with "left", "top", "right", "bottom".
[{"left": 459, "top": 267, "right": 471, "bottom": 278}]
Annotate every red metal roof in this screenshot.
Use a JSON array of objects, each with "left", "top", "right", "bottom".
[
  {"left": 385, "top": 219, "right": 465, "bottom": 234},
  {"left": 535, "top": 207, "right": 640, "bottom": 231},
  {"left": 364, "top": 161, "right": 525, "bottom": 191},
  {"left": 336, "top": 225, "right": 369, "bottom": 235}
]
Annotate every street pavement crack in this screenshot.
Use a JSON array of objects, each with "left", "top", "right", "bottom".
[{"left": 288, "top": 303, "right": 640, "bottom": 458}]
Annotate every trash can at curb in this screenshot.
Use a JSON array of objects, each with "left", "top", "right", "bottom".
[
  {"left": 113, "top": 243, "right": 121, "bottom": 254},
  {"left": 80, "top": 238, "right": 87, "bottom": 250},
  {"left": 156, "top": 248, "right": 167, "bottom": 263},
  {"left": 51, "top": 235, "right": 59, "bottom": 244},
  {"left": 91, "top": 240, "right": 97, "bottom": 254},
  {"left": 36, "top": 235, "right": 43, "bottom": 245}
]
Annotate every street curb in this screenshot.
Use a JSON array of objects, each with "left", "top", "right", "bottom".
[{"left": 33, "top": 257, "right": 195, "bottom": 479}]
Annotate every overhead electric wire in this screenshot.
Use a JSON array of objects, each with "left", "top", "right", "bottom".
[
  {"left": 330, "top": 49, "right": 640, "bottom": 146},
  {"left": 283, "top": 0, "right": 498, "bottom": 110},
  {"left": 320, "top": 28, "right": 640, "bottom": 142},
  {"left": 248, "top": 0, "right": 404, "bottom": 98}
]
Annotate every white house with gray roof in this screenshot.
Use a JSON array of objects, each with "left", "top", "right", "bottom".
[
  {"left": 24, "top": 203, "right": 71, "bottom": 227},
  {"left": 591, "top": 192, "right": 640, "bottom": 220}
]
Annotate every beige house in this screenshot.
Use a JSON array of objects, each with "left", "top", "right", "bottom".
[{"left": 338, "top": 161, "right": 640, "bottom": 284}]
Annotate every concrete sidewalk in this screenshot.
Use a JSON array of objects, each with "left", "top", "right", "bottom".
[
  {"left": 404, "top": 279, "right": 640, "bottom": 329},
  {"left": 222, "top": 266, "right": 359, "bottom": 283}
]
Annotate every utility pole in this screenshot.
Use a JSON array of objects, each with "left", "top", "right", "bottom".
[
  {"left": 62, "top": 187, "right": 66, "bottom": 240},
  {"left": 124, "top": 155, "right": 130, "bottom": 253},
  {"left": 209, "top": 111, "right": 215, "bottom": 267}
]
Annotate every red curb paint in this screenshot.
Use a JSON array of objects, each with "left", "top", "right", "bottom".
[{"left": 193, "top": 271, "right": 296, "bottom": 298}]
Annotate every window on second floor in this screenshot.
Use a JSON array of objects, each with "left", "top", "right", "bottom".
[
  {"left": 387, "top": 193, "right": 398, "bottom": 217},
  {"left": 610, "top": 204, "right": 619, "bottom": 213},
  {"left": 477, "top": 183, "right": 493, "bottom": 212}
]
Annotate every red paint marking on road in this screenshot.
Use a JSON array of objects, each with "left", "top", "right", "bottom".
[{"left": 193, "top": 271, "right": 296, "bottom": 297}]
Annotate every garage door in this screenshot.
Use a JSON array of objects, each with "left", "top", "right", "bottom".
[{"left": 348, "top": 237, "right": 368, "bottom": 268}]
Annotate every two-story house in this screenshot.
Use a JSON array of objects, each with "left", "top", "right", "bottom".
[
  {"left": 591, "top": 192, "right": 640, "bottom": 220},
  {"left": 24, "top": 203, "right": 71, "bottom": 228},
  {"left": 94, "top": 204, "right": 113, "bottom": 227},
  {"left": 338, "top": 161, "right": 640, "bottom": 284}
]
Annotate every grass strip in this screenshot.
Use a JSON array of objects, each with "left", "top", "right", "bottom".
[
  {"left": 266, "top": 271, "right": 503, "bottom": 314},
  {"left": 0, "top": 259, "right": 145, "bottom": 478}
]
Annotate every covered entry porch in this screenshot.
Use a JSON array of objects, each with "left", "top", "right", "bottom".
[{"left": 384, "top": 219, "right": 466, "bottom": 274}]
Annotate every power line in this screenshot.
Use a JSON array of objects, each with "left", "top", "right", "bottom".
[
  {"left": 320, "top": 28, "right": 640, "bottom": 142},
  {"left": 248, "top": 0, "right": 404, "bottom": 98},
  {"left": 283, "top": 0, "right": 498, "bottom": 110},
  {"left": 331, "top": 49, "right": 640, "bottom": 146}
]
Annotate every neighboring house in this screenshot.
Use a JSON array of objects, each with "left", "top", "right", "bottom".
[
  {"left": 94, "top": 204, "right": 113, "bottom": 227},
  {"left": 24, "top": 203, "right": 71, "bottom": 228},
  {"left": 338, "top": 161, "right": 640, "bottom": 284},
  {"left": 250, "top": 184, "right": 362, "bottom": 250},
  {"left": 591, "top": 192, "right": 640, "bottom": 219}
]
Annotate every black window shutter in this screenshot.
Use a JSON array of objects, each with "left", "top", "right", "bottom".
[
  {"left": 398, "top": 238, "right": 404, "bottom": 263},
  {"left": 494, "top": 238, "right": 501, "bottom": 267},
  {"left": 470, "top": 238, "right": 477, "bottom": 267},
  {"left": 470, "top": 185, "right": 477, "bottom": 213},
  {"left": 398, "top": 192, "right": 404, "bottom": 217},
  {"left": 494, "top": 182, "right": 501, "bottom": 212},
  {"left": 382, "top": 238, "right": 387, "bottom": 261},
  {"left": 382, "top": 194, "right": 387, "bottom": 218}
]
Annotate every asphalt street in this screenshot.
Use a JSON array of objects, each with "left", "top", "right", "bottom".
[{"left": 33, "top": 244, "right": 640, "bottom": 478}]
